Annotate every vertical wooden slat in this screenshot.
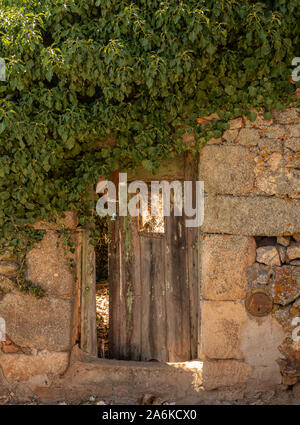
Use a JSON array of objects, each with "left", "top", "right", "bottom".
[
  {"left": 127, "top": 216, "right": 142, "bottom": 360},
  {"left": 108, "top": 172, "right": 122, "bottom": 359},
  {"left": 185, "top": 153, "right": 200, "bottom": 359},
  {"left": 140, "top": 235, "right": 167, "bottom": 361},
  {"left": 118, "top": 215, "right": 131, "bottom": 359},
  {"left": 186, "top": 224, "right": 200, "bottom": 358},
  {"left": 139, "top": 236, "right": 151, "bottom": 360},
  {"left": 80, "top": 230, "right": 97, "bottom": 356},
  {"left": 165, "top": 212, "right": 191, "bottom": 362},
  {"left": 112, "top": 214, "right": 139, "bottom": 360}
]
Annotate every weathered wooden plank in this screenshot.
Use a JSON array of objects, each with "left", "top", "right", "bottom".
[
  {"left": 139, "top": 236, "right": 152, "bottom": 360},
  {"left": 113, "top": 216, "right": 132, "bottom": 359},
  {"left": 140, "top": 235, "right": 167, "bottom": 361},
  {"left": 108, "top": 172, "right": 125, "bottom": 359},
  {"left": 186, "top": 225, "right": 200, "bottom": 359},
  {"left": 165, "top": 211, "right": 191, "bottom": 362},
  {"left": 126, "top": 216, "right": 142, "bottom": 360},
  {"left": 118, "top": 215, "right": 133, "bottom": 359},
  {"left": 112, "top": 214, "right": 140, "bottom": 360},
  {"left": 80, "top": 230, "right": 97, "bottom": 357},
  {"left": 184, "top": 153, "right": 200, "bottom": 359}
]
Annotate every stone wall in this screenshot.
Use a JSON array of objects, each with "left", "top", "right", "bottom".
[
  {"left": 199, "top": 107, "right": 300, "bottom": 396},
  {"left": 0, "top": 109, "right": 299, "bottom": 401},
  {"left": 0, "top": 212, "right": 81, "bottom": 398}
]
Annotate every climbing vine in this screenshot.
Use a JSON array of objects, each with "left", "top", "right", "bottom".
[{"left": 0, "top": 0, "right": 299, "bottom": 290}]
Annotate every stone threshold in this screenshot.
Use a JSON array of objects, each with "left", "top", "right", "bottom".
[{"left": 33, "top": 351, "right": 204, "bottom": 403}]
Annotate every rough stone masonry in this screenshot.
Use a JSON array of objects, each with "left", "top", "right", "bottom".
[{"left": 199, "top": 107, "right": 300, "bottom": 397}]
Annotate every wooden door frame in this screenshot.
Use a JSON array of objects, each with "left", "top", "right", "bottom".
[{"left": 80, "top": 229, "right": 97, "bottom": 356}]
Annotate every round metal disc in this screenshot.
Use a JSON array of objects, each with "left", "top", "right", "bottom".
[{"left": 245, "top": 289, "right": 273, "bottom": 317}]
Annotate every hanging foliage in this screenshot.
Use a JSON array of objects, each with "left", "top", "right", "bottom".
[{"left": 0, "top": 0, "right": 299, "bottom": 284}]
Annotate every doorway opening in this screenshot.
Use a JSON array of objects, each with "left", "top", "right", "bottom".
[{"left": 90, "top": 155, "right": 200, "bottom": 362}]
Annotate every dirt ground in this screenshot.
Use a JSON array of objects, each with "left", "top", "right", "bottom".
[{"left": 0, "top": 387, "right": 299, "bottom": 405}]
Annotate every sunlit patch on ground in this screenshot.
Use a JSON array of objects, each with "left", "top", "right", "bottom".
[{"left": 96, "top": 282, "right": 109, "bottom": 358}]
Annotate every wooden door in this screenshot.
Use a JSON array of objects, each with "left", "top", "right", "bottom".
[{"left": 108, "top": 156, "right": 200, "bottom": 362}]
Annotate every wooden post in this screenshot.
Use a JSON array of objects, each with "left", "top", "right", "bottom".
[
  {"left": 184, "top": 152, "right": 201, "bottom": 359},
  {"left": 80, "top": 229, "right": 97, "bottom": 356}
]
